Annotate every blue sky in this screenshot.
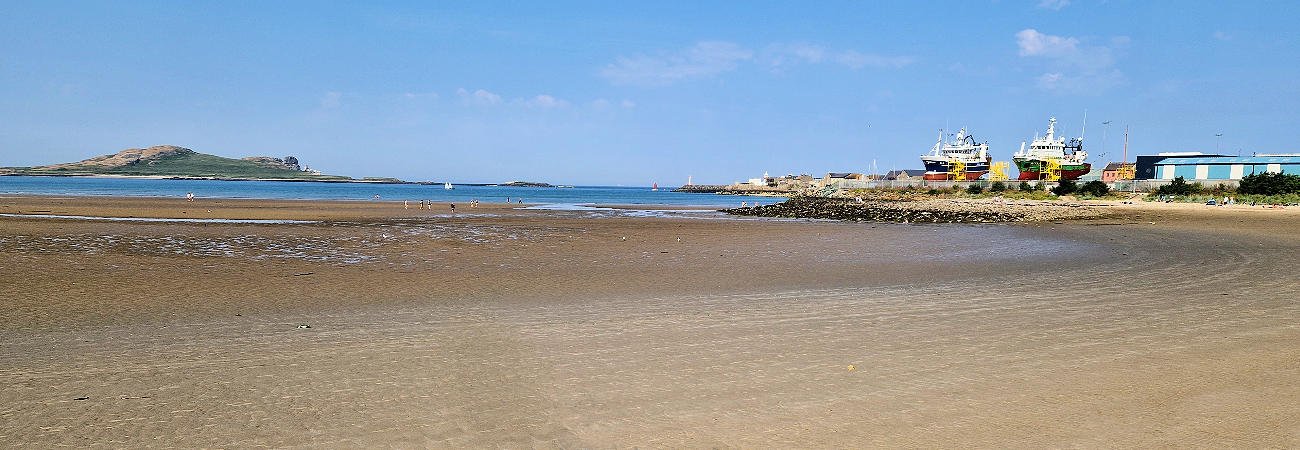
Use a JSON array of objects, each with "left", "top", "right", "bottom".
[{"left": 2, "top": 1, "right": 1296, "bottom": 185}]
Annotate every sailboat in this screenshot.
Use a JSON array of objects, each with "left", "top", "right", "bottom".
[{"left": 444, "top": 182, "right": 454, "bottom": 190}]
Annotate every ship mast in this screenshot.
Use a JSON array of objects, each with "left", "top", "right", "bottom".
[
  {"left": 1080, "top": 110, "right": 1087, "bottom": 142},
  {"left": 1123, "top": 126, "right": 1129, "bottom": 164}
]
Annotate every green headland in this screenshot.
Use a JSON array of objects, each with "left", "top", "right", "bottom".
[{"left": 1, "top": 145, "right": 372, "bottom": 182}]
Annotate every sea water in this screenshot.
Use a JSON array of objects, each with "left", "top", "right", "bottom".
[{"left": 0, "top": 176, "right": 775, "bottom": 207}]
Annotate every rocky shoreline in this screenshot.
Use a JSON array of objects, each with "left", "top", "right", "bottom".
[
  {"left": 723, "top": 196, "right": 1110, "bottom": 223},
  {"left": 673, "top": 184, "right": 795, "bottom": 196}
]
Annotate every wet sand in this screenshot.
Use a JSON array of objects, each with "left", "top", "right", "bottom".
[{"left": 1, "top": 195, "right": 1298, "bottom": 447}]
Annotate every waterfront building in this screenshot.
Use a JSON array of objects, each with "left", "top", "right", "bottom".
[
  {"left": 1101, "top": 162, "right": 1136, "bottom": 182},
  {"left": 1134, "top": 152, "right": 1229, "bottom": 180},
  {"left": 1152, "top": 155, "right": 1300, "bottom": 181},
  {"left": 883, "top": 169, "right": 927, "bottom": 181},
  {"left": 819, "top": 172, "right": 864, "bottom": 187}
]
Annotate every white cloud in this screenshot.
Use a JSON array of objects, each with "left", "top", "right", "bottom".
[
  {"left": 403, "top": 92, "right": 439, "bottom": 100},
  {"left": 620, "top": 99, "right": 636, "bottom": 109},
  {"left": 599, "top": 41, "right": 754, "bottom": 87},
  {"left": 1037, "top": 0, "right": 1070, "bottom": 11},
  {"left": 457, "top": 88, "right": 501, "bottom": 105},
  {"left": 1016, "top": 29, "right": 1079, "bottom": 58},
  {"left": 320, "top": 91, "right": 342, "bottom": 108},
  {"left": 525, "top": 94, "right": 567, "bottom": 109},
  {"left": 1016, "top": 29, "right": 1124, "bottom": 94},
  {"left": 1213, "top": 31, "right": 1229, "bottom": 40},
  {"left": 1017, "top": 29, "right": 1115, "bottom": 68}
]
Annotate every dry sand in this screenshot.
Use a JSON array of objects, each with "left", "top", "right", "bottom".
[{"left": 1, "top": 195, "right": 1298, "bottom": 447}]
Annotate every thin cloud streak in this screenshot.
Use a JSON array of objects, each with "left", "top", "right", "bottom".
[
  {"left": 1037, "top": 0, "right": 1070, "bottom": 11},
  {"left": 601, "top": 41, "right": 913, "bottom": 86},
  {"left": 763, "top": 43, "right": 914, "bottom": 70},
  {"left": 599, "top": 41, "right": 753, "bottom": 87}
]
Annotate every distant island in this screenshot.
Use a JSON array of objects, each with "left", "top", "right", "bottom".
[
  {"left": 498, "top": 181, "right": 554, "bottom": 188},
  {"left": 0, "top": 145, "right": 374, "bottom": 182},
  {"left": 0, "top": 145, "right": 556, "bottom": 187}
]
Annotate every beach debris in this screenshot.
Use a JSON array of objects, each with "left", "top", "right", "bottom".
[
  {"left": 621, "top": 236, "right": 626, "bottom": 241},
  {"left": 297, "top": 324, "right": 311, "bottom": 329},
  {"left": 74, "top": 396, "right": 89, "bottom": 401},
  {"left": 292, "top": 272, "right": 314, "bottom": 276},
  {"left": 846, "top": 365, "right": 855, "bottom": 371}
]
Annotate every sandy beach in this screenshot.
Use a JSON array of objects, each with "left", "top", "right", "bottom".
[{"left": 2, "top": 195, "right": 1298, "bottom": 447}]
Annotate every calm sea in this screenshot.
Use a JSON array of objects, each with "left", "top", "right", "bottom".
[{"left": 0, "top": 176, "right": 777, "bottom": 208}]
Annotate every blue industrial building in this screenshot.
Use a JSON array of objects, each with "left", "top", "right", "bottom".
[{"left": 1152, "top": 155, "right": 1300, "bottom": 181}]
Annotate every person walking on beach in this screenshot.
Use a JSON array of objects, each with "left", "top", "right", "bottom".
[
  {"left": 450, "top": 203, "right": 456, "bottom": 212},
  {"left": 404, "top": 200, "right": 409, "bottom": 209},
  {"left": 186, "top": 192, "right": 194, "bottom": 202}
]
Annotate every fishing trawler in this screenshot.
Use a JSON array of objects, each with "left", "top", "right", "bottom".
[
  {"left": 1013, "top": 117, "right": 1089, "bottom": 181},
  {"left": 920, "top": 128, "right": 992, "bottom": 180}
]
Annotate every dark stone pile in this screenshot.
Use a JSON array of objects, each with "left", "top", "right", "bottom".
[{"left": 723, "top": 197, "right": 1105, "bottom": 224}]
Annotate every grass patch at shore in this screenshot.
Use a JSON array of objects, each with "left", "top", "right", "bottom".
[{"left": 1145, "top": 193, "right": 1300, "bottom": 205}]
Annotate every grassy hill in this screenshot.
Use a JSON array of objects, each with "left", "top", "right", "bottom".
[{"left": 3, "top": 146, "right": 360, "bottom": 181}]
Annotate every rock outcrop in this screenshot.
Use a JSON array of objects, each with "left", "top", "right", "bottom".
[{"left": 241, "top": 156, "right": 301, "bottom": 171}]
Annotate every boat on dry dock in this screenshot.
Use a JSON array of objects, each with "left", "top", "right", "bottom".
[
  {"left": 1013, "top": 117, "right": 1090, "bottom": 181},
  {"left": 920, "top": 128, "right": 992, "bottom": 180}
]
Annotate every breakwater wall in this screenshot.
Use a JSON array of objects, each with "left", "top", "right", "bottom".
[
  {"left": 723, "top": 197, "right": 1107, "bottom": 223},
  {"left": 673, "top": 185, "right": 794, "bottom": 196}
]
